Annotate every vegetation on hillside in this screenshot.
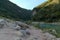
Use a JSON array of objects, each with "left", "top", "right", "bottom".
[
  {"left": 0, "top": 0, "right": 32, "bottom": 21},
  {"left": 32, "top": 0, "right": 60, "bottom": 22}
]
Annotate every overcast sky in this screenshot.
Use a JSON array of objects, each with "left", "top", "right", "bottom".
[{"left": 9, "top": 0, "right": 47, "bottom": 10}]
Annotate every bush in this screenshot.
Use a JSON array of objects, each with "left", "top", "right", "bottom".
[{"left": 33, "top": 23, "right": 41, "bottom": 29}]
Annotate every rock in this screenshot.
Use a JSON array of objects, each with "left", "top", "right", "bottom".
[
  {"left": 56, "top": 38, "right": 60, "bottom": 40},
  {"left": 0, "top": 27, "right": 22, "bottom": 40},
  {"left": 0, "top": 24, "right": 4, "bottom": 28},
  {"left": 20, "top": 29, "right": 30, "bottom": 37},
  {"left": 15, "top": 21, "right": 30, "bottom": 28},
  {"left": 0, "top": 18, "right": 59, "bottom": 40},
  {"left": 43, "top": 32, "right": 56, "bottom": 40},
  {"left": 14, "top": 25, "right": 21, "bottom": 31},
  {"left": 0, "top": 19, "right": 7, "bottom": 28}
]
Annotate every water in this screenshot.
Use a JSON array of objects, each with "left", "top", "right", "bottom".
[{"left": 39, "top": 23, "right": 60, "bottom": 30}]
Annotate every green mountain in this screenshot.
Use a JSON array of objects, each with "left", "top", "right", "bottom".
[
  {"left": 0, "top": 0, "right": 32, "bottom": 21},
  {"left": 32, "top": 0, "right": 60, "bottom": 22}
]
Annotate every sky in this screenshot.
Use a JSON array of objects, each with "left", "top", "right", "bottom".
[{"left": 9, "top": 0, "right": 47, "bottom": 10}]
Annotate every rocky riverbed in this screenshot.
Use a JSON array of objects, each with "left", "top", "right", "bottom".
[{"left": 0, "top": 19, "right": 59, "bottom": 40}]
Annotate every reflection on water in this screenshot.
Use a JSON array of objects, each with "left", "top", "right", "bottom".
[
  {"left": 40, "top": 23, "right": 60, "bottom": 27},
  {"left": 32, "top": 22, "right": 60, "bottom": 29}
]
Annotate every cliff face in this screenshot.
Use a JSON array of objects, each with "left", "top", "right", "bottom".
[
  {"left": 32, "top": 0, "right": 60, "bottom": 22},
  {"left": 0, "top": 0, "right": 32, "bottom": 21}
]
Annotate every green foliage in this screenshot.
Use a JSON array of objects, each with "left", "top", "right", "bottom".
[
  {"left": 32, "top": 0, "right": 60, "bottom": 22},
  {"left": 25, "top": 20, "right": 32, "bottom": 25},
  {"left": 34, "top": 24, "right": 41, "bottom": 29},
  {"left": 32, "top": 23, "right": 41, "bottom": 29},
  {"left": 0, "top": 0, "right": 32, "bottom": 21}
]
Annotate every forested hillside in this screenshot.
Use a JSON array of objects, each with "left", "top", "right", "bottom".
[
  {"left": 0, "top": 0, "right": 32, "bottom": 21},
  {"left": 32, "top": 0, "right": 60, "bottom": 22}
]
